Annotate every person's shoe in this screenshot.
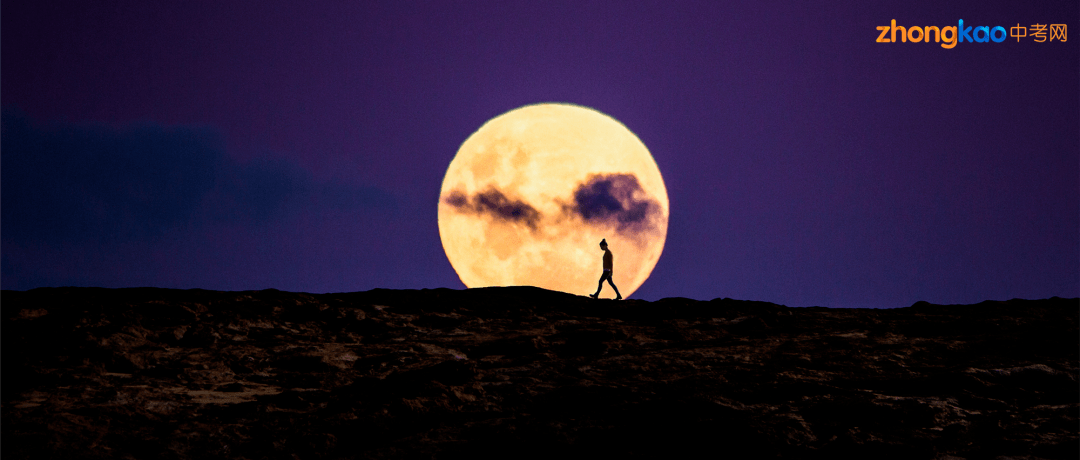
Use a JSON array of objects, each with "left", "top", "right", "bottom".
[{"left": 588, "top": 293, "right": 598, "bottom": 299}]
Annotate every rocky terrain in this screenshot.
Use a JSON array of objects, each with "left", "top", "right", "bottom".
[{"left": 2, "top": 287, "right": 1077, "bottom": 459}]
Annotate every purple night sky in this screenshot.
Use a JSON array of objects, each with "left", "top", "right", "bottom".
[{"left": 2, "top": 1, "right": 1077, "bottom": 307}]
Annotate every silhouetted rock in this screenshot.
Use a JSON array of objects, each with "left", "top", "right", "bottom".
[{"left": 1, "top": 287, "right": 1076, "bottom": 459}]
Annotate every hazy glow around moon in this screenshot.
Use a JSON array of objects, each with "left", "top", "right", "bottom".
[{"left": 438, "top": 103, "right": 668, "bottom": 299}]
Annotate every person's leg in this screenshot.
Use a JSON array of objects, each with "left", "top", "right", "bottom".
[
  {"left": 591, "top": 271, "right": 607, "bottom": 297},
  {"left": 592, "top": 270, "right": 612, "bottom": 298},
  {"left": 606, "top": 273, "right": 622, "bottom": 299}
]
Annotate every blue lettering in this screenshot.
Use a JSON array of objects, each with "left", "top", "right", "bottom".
[
  {"left": 959, "top": 19, "right": 973, "bottom": 42},
  {"left": 990, "top": 26, "right": 1007, "bottom": 42},
  {"left": 974, "top": 26, "right": 990, "bottom": 42}
]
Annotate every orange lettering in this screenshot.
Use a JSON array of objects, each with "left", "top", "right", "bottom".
[{"left": 877, "top": 26, "right": 891, "bottom": 42}]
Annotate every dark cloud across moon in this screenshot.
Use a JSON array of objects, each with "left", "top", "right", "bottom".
[
  {"left": 442, "top": 173, "right": 663, "bottom": 236},
  {"left": 443, "top": 188, "right": 541, "bottom": 230},
  {"left": 567, "top": 173, "right": 662, "bottom": 234}
]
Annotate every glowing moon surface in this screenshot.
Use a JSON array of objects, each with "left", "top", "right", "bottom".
[{"left": 438, "top": 103, "right": 668, "bottom": 299}]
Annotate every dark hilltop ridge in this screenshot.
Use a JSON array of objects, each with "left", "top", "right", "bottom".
[{"left": 2, "top": 287, "right": 1077, "bottom": 459}]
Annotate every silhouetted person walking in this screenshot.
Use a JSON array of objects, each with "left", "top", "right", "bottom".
[{"left": 590, "top": 239, "right": 622, "bottom": 300}]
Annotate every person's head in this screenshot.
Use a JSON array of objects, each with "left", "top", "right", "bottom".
[{"left": 599, "top": 239, "right": 608, "bottom": 250}]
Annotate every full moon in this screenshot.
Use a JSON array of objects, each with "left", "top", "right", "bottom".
[{"left": 438, "top": 103, "right": 668, "bottom": 299}]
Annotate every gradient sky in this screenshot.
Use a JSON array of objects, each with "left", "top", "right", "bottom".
[{"left": 3, "top": 0, "right": 1077, "bottom": 307}]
